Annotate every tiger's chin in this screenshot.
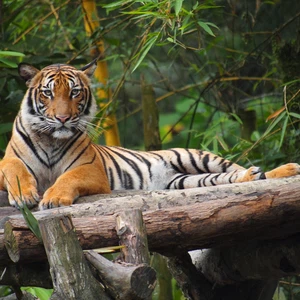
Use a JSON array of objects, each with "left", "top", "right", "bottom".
[{"left": 52, "top": 128, "right": 75, "bottom": 139}]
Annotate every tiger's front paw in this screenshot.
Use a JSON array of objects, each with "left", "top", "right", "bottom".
[
  {"left": 266, "top": 163, "right": 300, "bottom": 179},
  {"left": 39, "top": 187, "right": 76, "bottom": 210},
  {"left": 8, "top": 186, "right": 40, "bottom": 208}
]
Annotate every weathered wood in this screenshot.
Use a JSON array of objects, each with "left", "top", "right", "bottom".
[
  {"left": 3, "top": 176, "right": 300, "bottom": 263},
  {"left": 38, "top": 214, "right": 110, "bottom": 300},
  {"left": 4, "top": 222, "right": 44, "bottom": 263},
  {"left": 85, "top": 250, "right": 156, "bottom": 300},
  {"left": 116, "top": 209, "right": 151, "bottom": 264}
]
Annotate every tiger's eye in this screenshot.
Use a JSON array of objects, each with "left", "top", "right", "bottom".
[
  {"left": 43, "top": 89, "right": 52, "bottom": 97},
  {"left": 71, "top": 89, "right": 80, "bottom": 97}
]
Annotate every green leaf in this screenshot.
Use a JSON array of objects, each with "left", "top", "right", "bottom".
[
  {"left": 263, "top": 111, "right": 286, "bottom": 138},
  {"left": 0, "top": 58, "right": 17, "bottom": 68},
  {"left": 16, "top": 178, "right": 43, "bottom": 242},
  {"left": 22, "top": 287, "right": 53, "bottom": 300},
  {"left": 174, "top": 0, "right": 183, "bottom": 16},
  {"left": 0, "top": 51, "right": 25, "bottom": 57},
  {"left": 279, "top": 115, "right": 288, "bottom": 148},
  {"left": 19, "top": 203, "right": 43, "bottom": 242},
  {"left": 289, "top": 112, "right": 300, "bottom": 119},
  {"left": 198, "top": 21, "right": 217, "bottom": 37},
  {"left": 132, "top": 34, "right": 159, "bottom": 72}
]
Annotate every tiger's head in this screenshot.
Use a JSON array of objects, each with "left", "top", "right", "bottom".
[{"left": 18, "top": 60, "right": 97, "bottom": 139}]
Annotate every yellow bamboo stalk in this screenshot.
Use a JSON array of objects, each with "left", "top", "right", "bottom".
[{"left": 82, "top": 0, "right": 120, "bottom": 146}]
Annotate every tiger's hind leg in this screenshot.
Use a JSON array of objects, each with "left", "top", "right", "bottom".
[
  {"left": 166, "top": 163, "right": 300, "bottom": 189},
  {"left": 265, "top": 163, "right": 300, "bottom": 179}
]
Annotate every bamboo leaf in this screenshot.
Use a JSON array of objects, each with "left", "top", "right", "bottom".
[
  {"left": 132, "top": 34, "right": 158, "bottom": 72},
  {"left": 174, "top": 0, "right": 183, "bottom": 16},
  {"left": 262, "top": 111, "right": 286, "bottom": 138},
  {"left": 279, "top": 115, "right": 288, "bottom": 148},
  {"left": 16, "top": 178, "right": 43, "bottom": 242},
  {"left": 289, "top": 112, "right": 300, "bottom": 119},
  {"left": 0, "top": 51, "right": 25, "bottom": 57},
  {"left": 198, "top": 21, "right": 217, "bottom": 37}
]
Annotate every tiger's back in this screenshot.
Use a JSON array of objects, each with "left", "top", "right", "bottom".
[{"left": 0, "top": 60, "right": 299, "bottom": 210}]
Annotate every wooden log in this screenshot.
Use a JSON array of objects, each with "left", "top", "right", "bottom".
[
  {"left": 38, "top": 214, "right": 110, "bottom": 300},
  {"left": 85, "top": 250, "right": 156, "bottom": 300},
  {"left": 116, "top": 209, "right": 151, "bottom": 264},
  {"left": 3, "top": 177, "right": 300, "bottom": 264}
]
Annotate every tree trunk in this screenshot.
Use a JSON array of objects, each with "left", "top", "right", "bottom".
[
  {"left": 81, "top": 0, "right": 120, "bottom": 146},
  {"left": 38, "top": 214, "right": 110, "bottom": 300}
]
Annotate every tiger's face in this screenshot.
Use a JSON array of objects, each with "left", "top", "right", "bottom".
[{"left": 18, "top": 62, "right": 97, "bottom": 139}]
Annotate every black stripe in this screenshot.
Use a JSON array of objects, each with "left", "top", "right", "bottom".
[
  {"left": 124, "top": 171, "right": 134, "bottom": 189},
  {"left": 178, "top": 175, "right": 189, "bottom": 189},
  {"left": 11, "top": 143, "right": 39, "bottom": 186},
  {"left": 202, "top": 174, "right": 212, "bottom": 187},
  {"left": 212, "top": 173, "right": 221, "bottom": 185},
  {"left": 103, "top": 147, "right": 144, "bottom": 189},
  {"left": 98, "top": 147, "right": 124, "bottom": 188},
  {"left": 170, "top": 149, "right": 187, "bottom": 173},
  {"left": 117, "top": 147, "right": 153, "bottom": 179},
  {"left": 170, "top": 161, "right": 182, "bottom": 173},
  {"left": 63, "top": 141, "right": 92, "bottom": 172},
  {"left": 202, "top": 154, "right": 210, "bottom": 173},
  {"left": 84, "top": 87, "right": 92, "bottom": 115},
  {"left": 108, "top": 168, "right": 115, "bottom": 190},
  {"left": 166, "top": 174, "right": 186, "bottom": 189},
  {"left": 187, "top": 149, "right": 205, "bottom": 174},
  {"left": 16, "top": 117, "right": 48, "bottom": 167},
  {"left": 228, "top": 170, "right": 238, "bottom": 183},
  {"left": 50, "top": 132, "right": 83, "bottom": 167},
  {"left": 27, "top": 88, "right": 36, "bottom": 115}
]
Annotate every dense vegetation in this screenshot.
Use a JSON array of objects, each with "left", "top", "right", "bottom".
[{"left": 1, "top": 0, "right": 300, "bottom": 299}]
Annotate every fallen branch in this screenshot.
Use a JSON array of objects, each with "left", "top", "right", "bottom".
[{"left": 85, "top": 250, "right": 156, "bottom": 300}]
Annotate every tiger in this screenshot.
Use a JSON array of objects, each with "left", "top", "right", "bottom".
[{"left": 0, "top": 60, "right": 299, "bottom": 210}]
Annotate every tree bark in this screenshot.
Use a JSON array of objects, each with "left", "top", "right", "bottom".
[
  {"left": 38, "top": 214, "right": 110, "bottom": 300},
  {"left": 141, "top": 77, "right": 162, "bottom": 151}
]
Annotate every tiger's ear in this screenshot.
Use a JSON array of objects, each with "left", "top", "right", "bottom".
[
  {"left": 18, "top": 63, "right": 40, "bottom": 85},
  {"left": 80, "top": 58, "right": 97, "bottom": 78}
]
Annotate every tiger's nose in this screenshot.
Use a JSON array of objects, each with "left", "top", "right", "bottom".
[{"left": 55, "top": 115, "right": 70, "bottom": 124}]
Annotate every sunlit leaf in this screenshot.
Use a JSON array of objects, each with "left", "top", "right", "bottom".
[
  {"left": 0, "top": 51, "right": 25, "bottom": 57},
  {"left": 266, "top": 107, "right": 285, "bottom": 121}
]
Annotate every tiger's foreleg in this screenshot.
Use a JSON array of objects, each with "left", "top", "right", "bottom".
[
  {"left": 0, "top": 158, "right": 39, "bottom": 207},
  {"left": 39, "top": 161, "right": 111, "bottom": 210}
]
